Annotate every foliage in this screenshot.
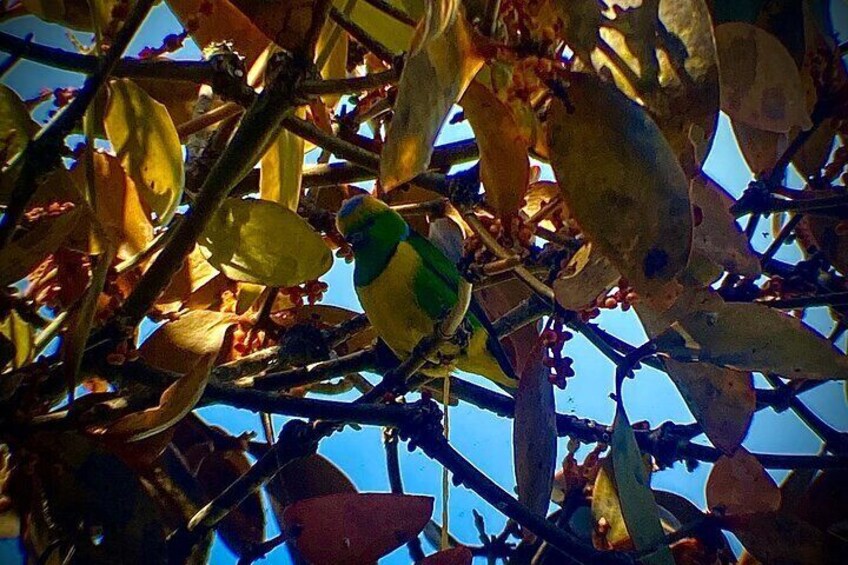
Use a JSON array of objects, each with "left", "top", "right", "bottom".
[{"left": 0, "top": 0, "right": 847, "bottom": 564}]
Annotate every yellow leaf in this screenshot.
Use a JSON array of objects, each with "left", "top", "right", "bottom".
[
  {"left": 380, "top": 8, "right": 484, "bottom": 189},
  {"left": 83, "top": 152, "right": 155, "bottom": 261},
  {"left": 460, "top": 80, "right": 530, "bottom": 215},
  {"left": 338, "top": 0, "right": 416, "bottom": 55},
  {"left": 141, "top": 309, "right": 237, "bottom": 374},
  {"left": 0, "top": 310, "right": 34, "bottom": 369},
  {"left": 715, "top": 22, "right": 812, "bottom": 133},
  {"left": 199, "top": 198, "right": 332, "bottom": 287},
  {"left": 103, "top": 79, "right": 184, "bottom": 225},
  {"left": 260, "top": 108, "right": 306, "bottom": 211},
  {"left": 547, "top": 74, "right": 692, "bottom": 309},
  {"left": 92, "top": 355, "right": 213, "bottom": 442}
]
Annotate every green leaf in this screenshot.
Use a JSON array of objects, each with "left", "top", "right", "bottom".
[
  {"left": 0, "top": 84, "right": 39, "bottom": 204},
  {"left": 610, "top": 407, "right": 674, "bottom": 565},
  {"left": 199, "top": 197, "right": 332, "bottom": 287},
  {"left": 380, "top": 6, "right": 484, "bottom": 189},
  {"left": 547, "top": 74, "right": 692, "bottom": 310},
  {"left": 0, "top": 310, "right": 34, "bottom": 370},
  {"left": 103, "top": 78, "right": 184, "bottom": 225}
]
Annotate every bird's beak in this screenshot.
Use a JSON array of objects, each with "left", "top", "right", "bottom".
[{"left": 346, "top": 231, "right": 367, "bottom": 251}]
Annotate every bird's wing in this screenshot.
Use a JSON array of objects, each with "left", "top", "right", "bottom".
[{"left": 406, "top": 231, "right": 518, "bottom": 382}]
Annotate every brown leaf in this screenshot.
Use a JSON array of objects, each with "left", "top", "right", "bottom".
[
  {"left": 715, "top": 22, "right": 812, "bottom": 133},
  {"left": 196, "top": 447, "right": 265, "bottom": 557},
  {"left": 90, "top": 355, "right": 213, "bottom": 442},
  {"left": 731, "top": 119, "right": 789, "bottom": 176},
  {"left": 228, "top": 0, "right": 316, "bottom": 52},
  {"left": 281, "top": 493, "right": 433, "bottom": 564},
  {"left": 706, "top": 447, "right": 780, "bottom": 516},
  {"left": 380, "top": 7, "right": 484, "bottom": 189},
  {"left": 140, "top": 309, "right": 238, "bottom": 373},
  {"left": 690, "top": 173, "right": 760, "bottom": 278},
  {"left": 797, "top": 189, "right": 848, "bottom": 275},
  {"left": 156, "top": 245, "right": 222, "bottom": 313},
  {"left": 547, "top": 73, "right": 692, "bottom": 310},
  {"left": 460, "top": 80, "right": 530, "bottom": 215},
  {"left": 725, "top": 511, "right": 831, "bottom": 565},
  {"left": 554, "top": 242, "right": 620, "bottom": 311},
  {"left": 166, "top": 0, "right": 271, "bottom": 65},
  {"left": 514, "top": 338, "right": 556, "bottom": 523},
  {"left": 794, "top": 469, "right": 848, "bottom": 535}
]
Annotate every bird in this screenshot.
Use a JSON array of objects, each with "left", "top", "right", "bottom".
[{"left": 336, "top": 194, "right": 517, "bottom": 388}]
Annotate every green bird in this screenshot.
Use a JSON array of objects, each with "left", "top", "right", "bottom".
[{"left": 336, "top": 194, "right": 517, "bottom": 388}]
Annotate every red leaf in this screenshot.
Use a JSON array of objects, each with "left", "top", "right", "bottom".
[
  {"left": 706, "top": 448, "right": 780, "bottom": 516},
  {"left": 282, "top": 493, "right": 433, "bottom": 564},
  {"left": 419, "top": 546, "right": 473, "bottom": 565}
]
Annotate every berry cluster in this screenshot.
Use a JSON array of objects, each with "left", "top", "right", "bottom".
[
  {"left": 540, "top": 318, "right": 574, "bottom": 389},
  {"left": 280, "top": 280, "right": 329, "bottom": 309},
  {"left": 576, "top": 279, "right": 639, "bottom": 322},
  {"left": 22, "top": 201, "right": 76, "bottom": 227},
  {"left": 105, "top": 338, "right": 140, "bottom": 366},
  {"left": 464, "top": 215, "right": 534, "bottom": 264}
]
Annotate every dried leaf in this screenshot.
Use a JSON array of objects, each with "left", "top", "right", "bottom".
[
  {"left": 228, "top": 0, "right": 315, "bottom": 52},
  {"left": 653, "top": 299, "right": 848, "bottom": 379},
  {"left": 794, "top": 469, "right": 848, "bottom": 535},
  {"left": 792, "top": 118, "right": 836, "bottom": 179},
  {"left": 547, "top": 74, "right": 692, "bottom": 309},
  {"left": 380, "top": 7, "right": 484, "bottom": 189},
  {"left": 690, "top": 174, "right": 760, "bottom": 278},
  {"left": 166, "top": 0, "right": 270, "bottom": 65},
  {"left": 260, "top": 108, "right": 305, "bottom": 212},
  {"left": 103, "top": 79, "right": 184, "bottom": 224},
  {"left": 156, "top": 245, "right": 222, "bottom": 312},
  {"left": 514, "top": 338, "right": 556, "bottom": 522},
  {"left": 199, "top": 197, "right": 332, "bottom": 287},
  {"left": 715, "top": 22, "right": 812, "bottom": 133},
  {"left": 92, "top": 355, "right": 213, "bottom": 442},
  {"left": 706, "top": 448, "right": 780, "bottom": 515},
  {"left": 610, "top": 406, "right": 674, "bottom": 564},
  {"left": 731, "top": 119, "right": 789, "bottom": 175},
  {"left": 460, "top": 80, "right": 530, "bottom": 215},
  {"left": 281, "top": 493, "right": 433, "bottom": 563},
  {"left": 85, "top": 152, "right": 154, "bottom": 260},
  {"left": 140, "top": 309, "right": 238, "bottom": 373},
  {"left": 725, "top": 511, "right": 831, "bottom": 565},
  {"left": 196, "top": 447, "right": 265, "bottom": 557},
  {"left": 797, "top": 190, "right": 848, "bottom": 275}
]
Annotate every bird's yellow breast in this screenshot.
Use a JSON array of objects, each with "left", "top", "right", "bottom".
[{"left": 356, "top": 242, "right": 434, "bottom": 358}]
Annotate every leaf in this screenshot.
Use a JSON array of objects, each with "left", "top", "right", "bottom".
[
  {"left": 731, "top": 119, "right": 789, "bottom": 175},
  {"left": 156, "top": 245, "right": 222, "bottom": 313},
  {"left": 513, "top": 338, "right": 556, "bottom": 523},
  {"left": 706, "top": 447, "right": 780, "bottom": 515},
  {"left": 140, "top": 309, "right": 238, "bottom": 373},
  {"left": 690, "top": 173, "right": 761, "bottom": 278},
  {"left": 0, "top": 84, "right": 38, "bottom": 167},
  {"left": 715, "top": 22, "right": 812, "bottom": 133},
  {"left": 591, "top": 458, "right": 630, "bottom": 549},
  {"left": 419, "top": 546, "right": 473, "bottom": 565},
  {"left": 794, "top": 469, "right": 848, "bottom": 535},
  {"left": 263, "top": 453, "right": 357, "bottom": 520},
  {"left": 653, "top": 300, "right": 848, "bottom": 379},
  {"left": 339, "top": 0, "right": 416, "bottom": 55},
  {"left": 281, "top": 493, "right": 433, "bottom": 563},
  {"left": 590, "top": 0, "right": 720, "bottom": 176},
  {"left": 103, "top": 78, "right": 184, "bottom": 224},
  {"left": 609, "top": 406, "right": 674, "bottom": 565},
  {"left": 0, "top": 196, "right": 82, "bottom": 287},
  {"left": 553, "top": 0, "right": 602, "bottom": 65},
  {"left": 84, "top": 152, "right": 155, "bottom": 261},
  {"left": 460, "top": 80, "right": 530, "bottom": 215},
  {"left": 0, "top": 311, "right": 34, "bottom": 370},
  {"left": 227, "top": 0, "right": 316, "bottom": 52},
  {"left": 166, "top": 0, "right": 270, "bottom": 65},
  {"left": 554, "top": 242, "right": 621, "bottom": 311},
  {"left": 725, "top": 511, "right": 831, "bottom": 565},
  {"left": 199, "top": 197, "right": 332, "bottom": 286},
  {"left": 260, "top": 108, "right": 305, "bottom": 211},
  {"left": 380, "top": 7, "right": 484, "bottom": 189},
  {"left": 91, "top": 355, "right": 213, "bottom": 442},
  {"left": 797, "top": 190, "right": 848, "bottom": 275},
  {"left": 792, "top": 118, "right": 836, "bottom": 179},
  {"left": 21, "top": 0, "right": 95, "bottom": 30},
  {"left": 196, "top": 447, "right": 265, "bottom": 557},
  {"left": 547, "top": 74, "right": 692, "bottom": 309}
]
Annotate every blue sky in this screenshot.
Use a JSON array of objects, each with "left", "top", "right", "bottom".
[{"left": 1, "top": 4, "right": 847, "bottom": 563}]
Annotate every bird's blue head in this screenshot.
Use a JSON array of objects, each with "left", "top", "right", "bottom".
[{"left": 336, "top": 194, "right": 408, "bottom": 251}]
